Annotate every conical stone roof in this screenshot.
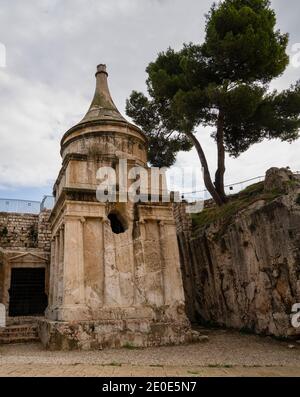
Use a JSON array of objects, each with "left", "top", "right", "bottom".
[
  {"left": 78, "top": 64, "right": 127, "bottom": 125},
  {"left": 60, "top": 64, "right": 146, "bottom": 155}
]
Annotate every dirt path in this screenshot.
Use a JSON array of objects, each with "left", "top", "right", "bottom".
[{"left": 0, "top": 328, "right": 299, "bottom": 377}]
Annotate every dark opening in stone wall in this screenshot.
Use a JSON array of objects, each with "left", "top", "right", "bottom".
[{"left": 108, "top": 213, "right": 126, "bottom": 234}]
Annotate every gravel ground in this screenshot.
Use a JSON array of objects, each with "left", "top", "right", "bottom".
[{"left": 0, "top": 328, "right": 299, "bottom": 368}]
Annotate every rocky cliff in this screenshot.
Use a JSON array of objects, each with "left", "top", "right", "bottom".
[{"left": 177, "top": 168, "right": 300, "bottom": 338}]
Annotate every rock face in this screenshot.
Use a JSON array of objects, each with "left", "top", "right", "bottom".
[
  {"left": 264, "top": 167, "right": 296, "bottom": 193},
  {"left": 177, "top": 168, "right": 300, "bottom": 338}
]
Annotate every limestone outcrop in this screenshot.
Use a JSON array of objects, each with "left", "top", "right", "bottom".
[{"left": 177, "top": 168, "right": 300, "bottom": 338}]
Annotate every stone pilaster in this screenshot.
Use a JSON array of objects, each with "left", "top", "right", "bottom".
[{"left": 55, "top": 216, "right": 87, "bottom": 321}]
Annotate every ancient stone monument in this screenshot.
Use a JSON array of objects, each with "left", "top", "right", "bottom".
[{"left": 39, "top": 64, "right": 197, "bottom": 349}]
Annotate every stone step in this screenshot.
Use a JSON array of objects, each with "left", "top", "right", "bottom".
[
  {"left": 0, "top": 331, "right": 38, "bottom": 337},
  {"left": 0, "top": 325, "right": 38, "bottom": 334},
  {"left": 0, "top": 329, "right": 37, "bottom": 333},
  {"left": 0, "top": 325, "right": 37, "bottom": 331},
  {"left": 0, "top": 323, "right": 39, "bottom": 344},
  {"left": 0, "top": 323, "right": 37, "bottom": 329},
  {"left": 7, "top": 316, "right": 44, "bottom": 326},
  {"left": 0, "top": 335, "right": 39, "bottom": 344}
]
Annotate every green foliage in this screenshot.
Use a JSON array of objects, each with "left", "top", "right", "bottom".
[
  {"left": 126, "top": 0, "right": 300, "bottom": 204},
  {"left": 224, "top": 81, "right": 300, "bottom": 155},
  {"left": 191, "top": 181, "right": 282, "bottom": 233},
  {"left": 0, "top": 226, "right": 8, "bottom": 238},
  {"left": 126, "top": 90, "right": 193, "bottom": 167},
  {"left": 203, "top": 0, "right": 289, "bottom": 83},
  {"left": 28, "top": 225, "right": 38, "bottom": 243},
  {"left": 123, "top": 342, "right": 139, "bottom": 350}
]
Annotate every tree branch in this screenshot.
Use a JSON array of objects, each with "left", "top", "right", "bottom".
[
  {"left": 185, "top": 131, "right": 224, "bottom": 206},
  {"left": 214, "top": 110, "right": 227, "bottom": 202}
]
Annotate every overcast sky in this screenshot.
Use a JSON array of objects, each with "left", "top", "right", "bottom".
[{"left": 0, "top": 0, "right": 299, "bottom": 201}]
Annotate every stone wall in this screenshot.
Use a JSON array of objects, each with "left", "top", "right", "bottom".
[
  {"left": 0, "top": 210, "right": 51, "bottom": 251},
  {"left": 0, "top": 209, "right": 51, "bottom": 312},
  {"left": 38, "top": 211, "right": 51, "bottom": 251},
  {"left": 176, "top": 169, "right": 300, "bottom": 338},
  {"left": 173, "top": 202, "right": 196, "bottom": 321}
]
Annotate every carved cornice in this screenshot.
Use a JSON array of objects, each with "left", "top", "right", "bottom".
[{"left": 61, "top": 122, "right": 147, "bottom": 154}]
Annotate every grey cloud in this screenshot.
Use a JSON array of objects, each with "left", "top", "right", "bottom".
[{"left": 0, "top": 0, "right": 299, "bottom": 194}]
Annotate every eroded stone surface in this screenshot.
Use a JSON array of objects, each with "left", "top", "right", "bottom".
[
  {"left": 43, "top": 65, "right": 194, "bottom": 349},
  {"left": 0, "top": 303, "right": 5, "bottom": 327},
  {"left": 264, "top": 167, "right": 297, "bottom": 193},
  {"left": 38, "top": 317, "right": 201, "bottom": 350},
  {"left": 176, "top": 171, "right": 300, "bottom": 338}
]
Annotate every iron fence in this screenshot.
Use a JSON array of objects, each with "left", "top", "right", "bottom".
[
  {"left": 0, "top": 195, "right": 55, "bottom": 214},
  {"left": 0, "top": 198, "right": 41, "bottom": 214},
  {"left": 1, "top": 171, "right": 299, "bottom": 212}
]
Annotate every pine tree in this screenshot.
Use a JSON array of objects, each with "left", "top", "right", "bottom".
[{"left": 126, "top": 0, "right": 300, "bottom": 206}]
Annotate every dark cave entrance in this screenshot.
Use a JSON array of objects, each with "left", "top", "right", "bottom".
[{"left": 108, "top": 212, "right": 127, "bottom": 234}]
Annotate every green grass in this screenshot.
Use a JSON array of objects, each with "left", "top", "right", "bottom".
[
  {"left": 107, "top": 362, "right": 122, "bottom": 367},
  {"left": 123, "top": 342, "right": 139, "bottom": 350},
  {"left": 285, "top": 179, "right": 298, "bottom": 188},
  {"left": 192, "top": 182, "right": 282, "bottom": 235},
  {"left": 0, "top": 226, "right": 8, "bottom": 238}
]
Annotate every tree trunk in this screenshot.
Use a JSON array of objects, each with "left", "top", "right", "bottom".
[
  {"left": 185, "top": 131, "right": 225, "bottom": 206},
  {"left": 214, "top": 110, "right": 228, "bottom": 203}
]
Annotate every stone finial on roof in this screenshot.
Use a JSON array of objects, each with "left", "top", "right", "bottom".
[{"left": 78, "top": 64, "right": 126, "bottom": 125}]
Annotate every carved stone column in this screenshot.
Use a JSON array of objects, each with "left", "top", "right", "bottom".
[
  {"left": 58, "top": 226, "right": 64, "bottom": 306},
  {"left": 53, "top": 234, "right": 60, "bottom": 308},
  {"left": 48, "top": 238, "right": 56, "bottom": 308},
  {"left": 63, "top": 216, "right": 85, "bottom": 308},
  {"left": 158, "top": 220, "right": 167, "bottom": 305},
  {"left": 159, "top": 220, "right": 185, "bottom": 304}
]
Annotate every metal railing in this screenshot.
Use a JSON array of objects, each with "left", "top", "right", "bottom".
[
  {"left": 1, "top": 171, "right": 298, "bottom": 212},
  {"left": 40, "top": 195, "right": 55, "bottom": 211},
  {"left": 181, "top": 170, "right": 300, "bottom": 202},
  {"left": 180, "top": 175, "right": 266, "bottom": 202},
  {"left": 0, "top": 195, "right": 55, "bottom": 214},
  {"left": 0, "top": 198, "right": 41, "bottom": 214}
]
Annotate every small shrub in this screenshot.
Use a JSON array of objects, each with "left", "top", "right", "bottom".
[
  {"left": 0, "top": 226, "right": 8, "bottom": 238},
  {"left": 28, "top": 225, "right": 38, "bottom": 243},
  {"left": 192, "top": 181, "right": 282, "bottom": 235},
  {"left": 123, "top": 342, "right": 139, "bottom": 350}
]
